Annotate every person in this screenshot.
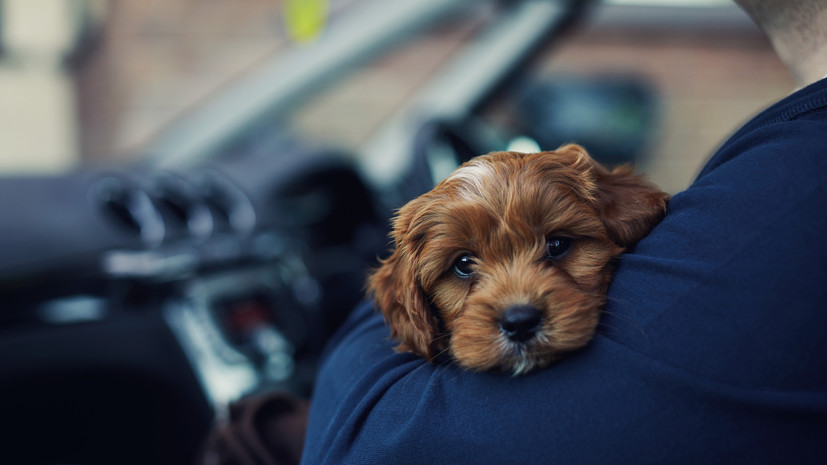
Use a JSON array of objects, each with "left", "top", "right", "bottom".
[{"left": 300, "top": 1, "right": 827, "bottom": 463}]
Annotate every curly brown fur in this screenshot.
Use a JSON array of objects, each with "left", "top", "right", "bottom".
[{"left": 368, "top": 145, "right": 668, "bottom": 375}]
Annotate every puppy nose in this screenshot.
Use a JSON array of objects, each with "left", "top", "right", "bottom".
[{"left": 498, "top": 305, "right": 542, "bottom": 343}]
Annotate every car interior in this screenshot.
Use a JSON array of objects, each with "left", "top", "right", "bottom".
[{"left": 0, "top": 0, "right": 787, "bottom": 463}]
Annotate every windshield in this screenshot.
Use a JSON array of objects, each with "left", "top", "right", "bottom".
[{"left": 0, "top": 0, "right": 792, "bottom": 193}]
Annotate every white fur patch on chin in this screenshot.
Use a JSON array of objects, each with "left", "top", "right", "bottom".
[
  {"left": 500, "top": 332, "right": 551, "bottom": 376},
  {"left": 510, "top": 356, "right": 535, "bottom": 376}
]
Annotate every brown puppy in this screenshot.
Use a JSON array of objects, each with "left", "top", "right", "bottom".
[{"left": 368, "top": 145, "right": 668, "bottom": 375}]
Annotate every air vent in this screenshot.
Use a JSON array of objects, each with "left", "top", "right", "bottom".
[
  {"left": 151, "top": 173, "right": 213, "bottom": 240},
  {"left": 90, "top": 176, "right": 165, "bottom": 246},
  {"left": 196, "top": 171, "right": 256, "bottom": 234}
]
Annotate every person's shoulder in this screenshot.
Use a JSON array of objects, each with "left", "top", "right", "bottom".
[{"left": 602, "top": 78, "right": 827, "bottom": 390}]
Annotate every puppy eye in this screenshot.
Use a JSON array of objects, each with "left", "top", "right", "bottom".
[
  {"left": 453, "top": 255, "right": 476, "bottom": 279},
  {"left": 546, "top": 237, "right": 572, "bottom": 260}
]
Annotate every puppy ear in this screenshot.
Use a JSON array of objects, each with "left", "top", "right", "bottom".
[
  {"left": 367, "top": 198, "right": 442, "bottom": 360},
  {"left": 592, "top": 162, "right": 669, "bottom": 248},
  {"left": 554, "top": 144, "right": 668, "bottom": 247}
]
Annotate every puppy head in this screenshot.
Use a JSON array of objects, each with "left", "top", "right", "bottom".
[{"left": 368, "top": 145, "right": 668, "bottom": 374}]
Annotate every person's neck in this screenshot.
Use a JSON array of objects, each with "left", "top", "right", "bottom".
[
  {"left": 757, "top": 3, "right": 827, "bottom": 87},
  {"left": 771, "top": 33, "right": 827, "bottom": 87}
]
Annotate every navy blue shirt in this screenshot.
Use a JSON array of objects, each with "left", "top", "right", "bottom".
[{"left": 302, "top": 78, "right": 827, "bottom": 464}]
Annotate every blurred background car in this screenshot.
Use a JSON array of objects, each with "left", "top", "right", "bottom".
[{"left": 0, "top": 0, "right": 794, "bottom": 464}]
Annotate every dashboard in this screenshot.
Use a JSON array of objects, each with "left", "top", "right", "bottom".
[{"left": 0, "top": 146, "right": 387, "bottom": 465}]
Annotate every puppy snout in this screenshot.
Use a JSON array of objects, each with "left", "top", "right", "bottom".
[{"left": 498, "top": 305, "right": 542, "bottom": 343}]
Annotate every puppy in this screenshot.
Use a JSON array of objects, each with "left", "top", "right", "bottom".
[{"left": 368, "top": 145, "right": 668, "bottom": 375}]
